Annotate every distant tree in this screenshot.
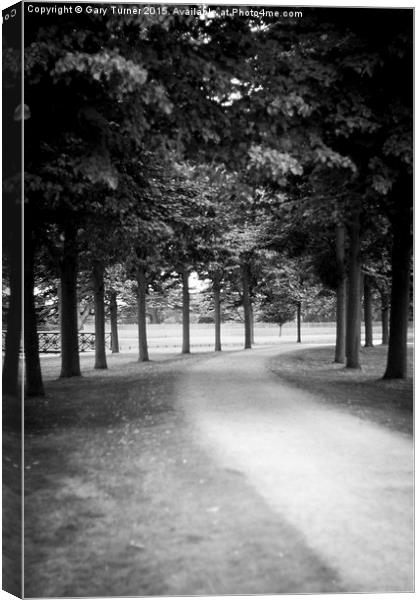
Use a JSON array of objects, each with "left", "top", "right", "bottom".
[{"left": 259, "top": 294, "right": 296, "bottom": 336}]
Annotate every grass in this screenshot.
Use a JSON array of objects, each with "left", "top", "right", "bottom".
[
  {"left": 3, "top": 426, "right": 22, "bottom": 597},
  {"left": 23, "top": 351, "right": 343, "bottom": 597},
  {"left": 269, "top": 344, "right": 413, "bottom": 435},
  {"left": 21, "top": 345, "right": 413, "bottom": 595}
]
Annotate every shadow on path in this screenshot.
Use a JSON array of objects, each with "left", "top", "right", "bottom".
[{"left": 179, "top": 345, "right": 414, "bottom": 593}]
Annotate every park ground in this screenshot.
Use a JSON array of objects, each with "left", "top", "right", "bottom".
[{"left": 19, "top": 334, "right": 413, "bottom": 596}]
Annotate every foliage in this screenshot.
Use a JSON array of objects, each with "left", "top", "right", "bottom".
[{"left": 7, "top": 8, "right": 412, "bottom": 382}]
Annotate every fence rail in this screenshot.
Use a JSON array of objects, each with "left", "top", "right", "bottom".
[{"left": 2, "top": 331, "right": 112, "bottom": 354}]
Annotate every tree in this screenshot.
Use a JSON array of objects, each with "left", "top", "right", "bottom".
[
  {"left": 108, "top": 288, "right": 120, "bottom": 353},
  {"left": 24, "top": 221, "right": 44, "bottom": 395},
  {"left": 161, "top": 162, "right": 221, "bottom": 354},
  {"left": 23, "top": 9, "right": 179, "bottom": 379},
  {"left": 345, "top": 201, "right": 362, "bottom": 369},
  {"left": 259, "top": 293, "right": 296, "bottom": 335},
  {"left": 193, "top": 166, "right": 239, "bottom": 352},
  {"left": 2, "top": 194, "right": 22, "bottom": 396},
  {"left": 241, "top": 261, "right": 253, "bottom": 349},
  {"left": 334, "top": 224, "right": 347, "bottom": 363},
  {"left": 213, "top": 272, "right": 222, "bottom": 352},
  {"left": 3, "top": 25, "right": 23, "bottom": 397},
  {"left": 383, "top": 177, "right": 412, "bottom": 378},
  {"left": 59, "top": 223, "right": 81, "bottom": 378},
  {"left": 7, "top": 7, "right": 412, "bottom": 392},
  {"left": 363, "top": 274, "right": 374, "bottom": 348},
  {"left": 92, "top": 261, "right": 107, "bottom": 369},
  {"left": 136, "top": 264, "right": 150, "bottom": 362},
  {"left": 244, "top": 9, "right": 412, "bottom": 373},
  {"left": 372, "top": 277, "right": 390, "bottom": 346}
]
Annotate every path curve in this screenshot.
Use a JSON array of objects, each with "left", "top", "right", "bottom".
[{"left": 178, "top": 345, "right": 413, "bottom": 593}]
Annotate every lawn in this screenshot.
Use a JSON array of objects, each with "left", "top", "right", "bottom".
[
  {"left": 24, "top": 351, "right": 342, "bottom": 596},
  {"left": 20, "top": 344, "right": 413, "bottom": 596},
  {"left": 269, "top": 345, "right": 413, "bottom": 435}
]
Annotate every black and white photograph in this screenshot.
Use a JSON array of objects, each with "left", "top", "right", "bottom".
[{"left": 2, "top": 1, "right": 414, "bottom": 597}]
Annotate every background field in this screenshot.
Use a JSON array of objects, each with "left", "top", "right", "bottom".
[{"left": 72, "top": 322, "right": 403, "bottom": 354}]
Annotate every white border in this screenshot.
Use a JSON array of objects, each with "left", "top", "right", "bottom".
[{"left": 0, "top": 2, "right": 415, "bottom": 600}]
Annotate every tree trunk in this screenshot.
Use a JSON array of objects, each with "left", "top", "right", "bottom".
[
  {"left": 242, "top": 262, "right": 252, "bottom": 349},
  {"left": 383, "top": 181, "right": 412, "bottom": 379},
  {"left": 334, "top": 224, "right": 347, "bottom": 363},
  {"left": 93, "top": 261, "right": 107, "bottom": 369},
  {"left": 109, "top": 289, "right": 119, "bottom": 353},
  {"left": 24, "top": 234, "right": 44, "bottom": 396},
  {"left": 57, "top": 280, "right": 62, "bottom": 331},
  {"left": 78, "top": 302, "right": 91, "bottom": 330},
  {"left": 59, "top": 225, "right": 81, "bottom": 378},
  {"left": 346, "top": 205, "right": 362, "bottom": 369},
  {"left": 381, "top": 304, "right": 390, "bottom": 346},
  {"left": 296, "top": 301, "right": 302, "bottom": 343},
  {"left": 279, "top": 325, "right": 282, "bottom": 337},
  {"left": 148, "top": 307, "right": 161, "bottom": 325},
  {"left": 181, "top": 269, "right": 190, "bottom": 354},
  {"left": 137, "top": 265, "right": 149, "bottom": 362},
  {"left": 213, "top": 274, "right": 222, "bottom": 352},
  {"left": 2, "top": 217, "right": 22, "bottom": 397},
  {"left": 363, "top": 274, "right": 374, "bottom": 347},
  {"left": 250, "top": 303, "right": 255, "bottom": 344}
]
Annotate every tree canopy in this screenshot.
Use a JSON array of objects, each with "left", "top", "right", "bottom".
[{"left": 2, "top": 6, "right": 413, "bottom": 394}]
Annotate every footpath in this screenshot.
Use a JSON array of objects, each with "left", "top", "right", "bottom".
[{"left": 179, "top": 345, "right": 414, "bottom": 593}]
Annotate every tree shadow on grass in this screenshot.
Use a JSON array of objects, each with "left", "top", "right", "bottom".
[
  {"left": 25, "top": 351, "right": 222, "bottom": 433},
  {"left": 270, "top": 345, "right": 413, "bottom": 435},
  {"left": 25, "top": 372, "right": 178, "bottom": 433}
]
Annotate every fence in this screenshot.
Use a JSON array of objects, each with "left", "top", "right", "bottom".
[{"left": 2, "top": 331, "right": 112, "bottom": 354}]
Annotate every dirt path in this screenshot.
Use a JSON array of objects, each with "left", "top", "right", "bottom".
[
  {"left": 26, "top": 354, "right": 345, "bottom": 597},
  {"left": 179, "top": 345, "right": 414, "bottom": 593}
]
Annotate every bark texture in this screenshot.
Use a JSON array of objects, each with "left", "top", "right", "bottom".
[
  {"left": 213, "top": 274, "right": 222, "bottom": 352},
  {"left": 250, "top": 304, "right": 255, "bottom": 345},
  {"left": 78, "top": 302, "right": 91, "bottom": 331},
  {"left": 181, "top": 269, "right": 190, "bottom": 354},
  {"left": 59, "top": 225, "right": 81, "bottom": 378},
  {"left": 363, "top": 275, "right": 374, "bottom": 347},
  {"left": 384, "top": 179, "right": 412, "bottom": 379},
  {"left": 93, "top": 261, "right": 107, "bottom": 369},
  {"left": 109, "top": 289, "right": 119, "bottom": 353},
  {"left": 334, "top": 224, "right": 347, "bottom": 363},
  {"left": 381, "top": 305, "right": 390, "bottom": 346},
  {"left": 137, "top": 266, "right": 149, "bottom": 362},
  {"left": 296, "top": 301, "right": 302, "bottom": 343},
  {"left": 242, "top": 262, "right": 252, "bottom": 349},
  {"left": 346, "top": 205, "right": 362, "bottom": 369}
]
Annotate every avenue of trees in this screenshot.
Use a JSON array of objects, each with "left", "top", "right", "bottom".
[{"left": 2, "top": 7, "right": 413, "bottom": 397}]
